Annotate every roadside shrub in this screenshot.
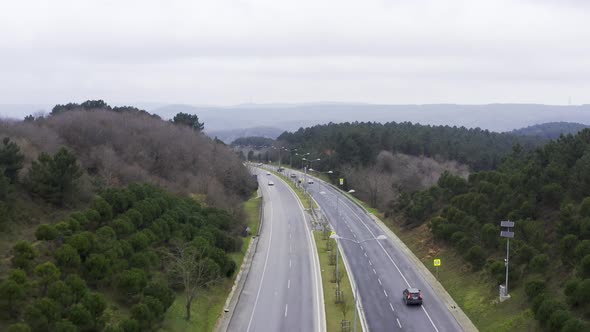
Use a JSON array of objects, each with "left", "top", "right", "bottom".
[
  {"left": 562, "top": 318, "right": 588, "bottom": 332},
  {"left": 465, "top": 245, "right": 486, "bottom": 270},
  {"left": 548, "top": 310, "right": 572, "bottom": 332},
  {"left": 528, "top": 254, "right": 549, "bottom": 273},
  {"left": 524, "top": 278, "right": 546, "bottom": 299},
  {"left": 35, "top": 224, "right": 58, "bottom": 241},
  {"left": 535, "top": 298, "right": 565, "bottom": 325},
  {"left": 580, "top": 255, "right": 590, "bottom": 278}
]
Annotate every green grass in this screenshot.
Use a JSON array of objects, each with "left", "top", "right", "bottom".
[
  {"left": 384, "top": 220, "right": 540, "bottom": 332},
  {"left": 160, "top": 193, "right": 262, "bottom": 332},
  {"left": 314, "top": 232, "right": 362, "bottom": 332}
]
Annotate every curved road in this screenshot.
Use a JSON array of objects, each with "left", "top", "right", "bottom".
[
  {"left": 228, "top": 168, "right": 324, "bottom": 332},
  {"left": 287, "top": 168, "right": 464, "bottom": 332}
]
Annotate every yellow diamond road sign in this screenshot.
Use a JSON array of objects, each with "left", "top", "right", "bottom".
[{"left": 434, "top": 259, "right": 441, "bottom": 267}]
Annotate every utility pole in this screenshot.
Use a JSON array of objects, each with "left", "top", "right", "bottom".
[
  {"left": 335, "top": 194, "right": 340, "bottom": 289},
  {"left": 500, "top": 220, "right": 514, "bottom": 301}
]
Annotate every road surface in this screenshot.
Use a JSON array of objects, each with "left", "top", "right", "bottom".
[
  {"left": 227, "top": 168, "right": 324, "bottom": 332},
  {"left": 288, "top": 167, "right": 464, "bottom": 332}
]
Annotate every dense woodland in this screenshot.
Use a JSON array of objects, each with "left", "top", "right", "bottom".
[
  {"left": 0, "top": 101, "right": 256, "bottom": 331},
  {"left": 396, "top": 130, "right": 590, "bottom": 331},
  {"left": 277, "top": 121, "right": 542, "bottom": 171},
  {"left": 1, "top": 184, "right": 242, "bottom": 331},
  {"left": 510, "top": 121, "right": 590, "bottom": 140}
]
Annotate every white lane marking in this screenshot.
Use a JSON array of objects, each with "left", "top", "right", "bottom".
[
  {"left": 397, "top": 318, "right": 402, "bottom": 328},
  {"left": 336, "top": 191, "right": 440, "bottom": 332},
  {"left": 364, "top": 252, "right": 368, "bottom": 257},
  {"left": 288, "top": 279, "right": 291, "bottom": 289},
  {"left": 383, "top": 289, "right": 388, "bottom": 297},
  {"left": 389, "top": 303, "right": 394, "bottom": 312},
  {"left": 368, "top": 260, "right": 372, "bottom": 266},
  {"left": 353, "top": 233, "right": 357, "bottom": 238},
  {"left": 421, "top": 306, "right": 438, "bottom": 332},
  {"left": 290, "top": 233, "right": 292, "bottom": 239},
  {"left": 289, "top": 259, "right": 292, "bottom": 269},
  {"left": 246, "top": 200, "right": 275, "bottom": 332},
  {"left": 290, "top": 244, "right": 292, "bottom": 253},
  {"left": 285, "top": 304, "right": 288, "bottom": 317},
  {"left": 378, "top": 278, "right": 382, "bottom": 285},
  {"left": 360, "top": 246, "right": 364, "bottom": 251},
  {"left": 372, "top": 268, "right": 377, "bottom": 274},
  {"left": 281, "top": 172, "right": 325, "bottom": 332}
]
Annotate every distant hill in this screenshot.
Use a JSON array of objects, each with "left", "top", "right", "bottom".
[
  {"left": 148, "top": 103, "right": 590, "bottom": 133},
  {"left": 510, "top": 122, "right": 590, "bottom": 139},
  {"left": 206, "top": 126, "right": 283, "bottom": 144}
]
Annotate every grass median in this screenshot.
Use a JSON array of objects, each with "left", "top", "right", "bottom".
[
  {"left": 160, "top": 193, "right": 262, "bottom": 331},
  {"left": 267, "top": 168, "right": 318, "bottom": 210},
  {"left": 314, "top": 231, "right": 362, "bottom": 332}
]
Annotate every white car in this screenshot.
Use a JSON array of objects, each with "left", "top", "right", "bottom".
[
  {"left": 308, "top": 179, "right": 314, "bottom": 184},
  {"left": 268, "top": 181, "right": 274, "bottom": 186},
  {"left": 266, "top": 172, "right": 271, "bottom": 175}
]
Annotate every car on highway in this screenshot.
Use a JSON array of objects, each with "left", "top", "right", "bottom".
[
  {"left": 268, "top": 181, "right": 274, "bottom": 186},
  {"left": 308, "top": 179, "right": 314, "bottom": 184},
  {"left": 266, "top": 172, "right": 271, "bottom": 175},
  {"left": 402, "top": 288, "right": 422, "bottom": 305},
  {"left": 290, "top": 174, "right": 297, "bottom": 178}
]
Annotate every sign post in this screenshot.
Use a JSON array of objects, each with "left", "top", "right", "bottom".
[
  {"left": 433, "top": 258, "right": 441, "bottom": 278},
  {"left": 339, "top": 178, "right": 344, "bottom": 186}
]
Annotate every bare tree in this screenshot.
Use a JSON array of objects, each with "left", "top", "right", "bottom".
[{"left": 162, "top": 241, "right": 221, "bottom": 321}]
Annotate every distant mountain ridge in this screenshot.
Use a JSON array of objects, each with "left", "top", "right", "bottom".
[
  {"left": 510, "top": 121, "right": 590, "bottom": 139},
  {"left": 148, "top": 103, "right": 590, "bottom": 133}
]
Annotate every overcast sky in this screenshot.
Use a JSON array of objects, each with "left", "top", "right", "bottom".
[{"left": 1, "top": 0, "right": 589, "bottom": 106}]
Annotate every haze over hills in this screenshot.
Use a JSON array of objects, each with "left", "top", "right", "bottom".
[
  {"left": 3, "top": 103, "right": 590, "bottom": 140},
  {"left": 150, "top": 103, "right": 590, "bottom": 134}
]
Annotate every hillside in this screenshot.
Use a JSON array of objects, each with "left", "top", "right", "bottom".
[
  {"left": 0, "top": 103, "right": 257, "bottom": 331},
  {"left": 510, "top": 122, "right": 590, "bottom": 139},
  {"left": 395, "top": 129, "right": 590, "bottom": 331},
  {"left": 277, "top": 121, "right": 542, "bottom": 171}
]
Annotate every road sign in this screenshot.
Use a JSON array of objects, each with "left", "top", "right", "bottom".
[
  {"left": 434, "top": 259, "right": 441, "bottom": 267},
  {"left": 339, "top": 178, "right": 344, "bottom": 185},
  {"left": 501, "top": 221, "right": 515, "bottom": 228},
  {"left": 500, "top": 231, "right": 514, "bottom": 238},
  {"left": 330, "top": 231, "right": 336, "bottom": 236}
]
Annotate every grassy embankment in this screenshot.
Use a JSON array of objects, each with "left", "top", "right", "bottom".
[
  {"left": 333, "top": 196, "right": 537, "bottom": 332},
  {"left": 382, "top": 219, "right": 539, "bottom": 332},
  {"left": 160, "top": 193, "right": 262, "bottom": 332}
]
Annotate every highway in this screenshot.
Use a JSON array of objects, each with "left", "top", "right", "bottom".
[
  {"left": 287, "top": 168, "right": 464, "bottom": 332},
  {"left": 227, "top": 168, "right": 325, "bottom": 332}
]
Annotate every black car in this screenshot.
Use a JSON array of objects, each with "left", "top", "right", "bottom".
[{"left": 402, "top": 288, "right": 423, "bottom": 305}]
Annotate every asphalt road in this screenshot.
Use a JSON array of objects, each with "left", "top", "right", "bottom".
[
  {"left": 227, "top": 168, "right": 324, "bottom": 332},
  {"left": 287, "top": 168, "right": 463, "bottom": 332}
]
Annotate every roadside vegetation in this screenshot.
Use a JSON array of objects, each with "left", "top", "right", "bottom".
[{"left": 0, "top": 101, "right": 257, "bottom": 331}]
